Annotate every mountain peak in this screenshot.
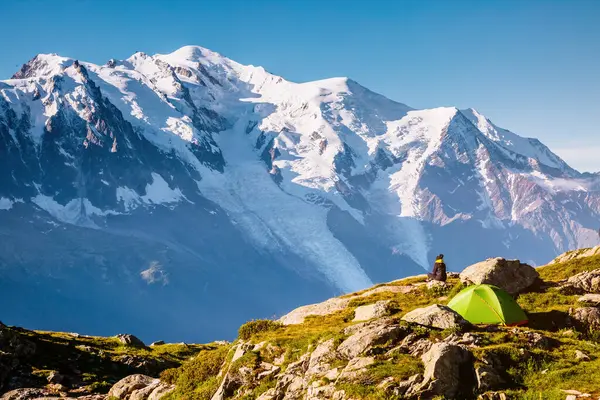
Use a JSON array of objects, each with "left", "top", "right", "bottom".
[{"left": 10, "top": 53, "right": 72, "bottom": 80}]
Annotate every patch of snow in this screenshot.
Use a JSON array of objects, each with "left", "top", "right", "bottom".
[
  {"left": 142, "top": 173, "right": 186, "bottom": 204},
  {"left": 32, "top": 195, "right": 119, "bottom": 225}
]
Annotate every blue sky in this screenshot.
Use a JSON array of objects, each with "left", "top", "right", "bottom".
[{"left": 2, "top": 0, "right": 599, "bottom": 171}]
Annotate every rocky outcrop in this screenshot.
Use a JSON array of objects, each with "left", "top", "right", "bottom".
[
  {"left": 116, "top": 334, "right": 146, "bottom": 348},
  {"left": 337, "top": 318, "right": 407, "bottom": 359},
  {"left": 550, "top": 246, "right": 600, "bottom": 264},
  {"left": 409, "top": 343, "right": 474, "bottom": 398},
  {"left": 401, "top": 304, "right": 469, "bottom": 330},
  {"left": 352, "top": 300, "right": 393, "bottom": 322},
  {"left": 108, "top": 375, "right": 174, "bottom": 400},
  {"left": 460, "top": 258, "right": 539, "bottom": 294},
  {"left": 570, "top": 307, "right": 600, "bottom": 330},
  {"left": 562, "top": 269, "right": 600, "bottom": 294}
]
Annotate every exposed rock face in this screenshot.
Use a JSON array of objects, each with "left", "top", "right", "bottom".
[
  {"left": 337, "top": 318, "right": 407, "bottom": 359},
  {"left": 578, "top": 293, "right": 600, "bottom": 305},
  {"left": 409, "top": 343, "right": 474, "bottom": 398},
  {"left": 278, "top": 298, "right": 350, "bottom": 325},
  {"left": 570, "top": 307, "right": 600, "bottom": 330},
  {"left": 564, "top": 269, "right": 600, "bottom": 293},
  {"left": 460, "top": 258, "right": 539, "bottom": 294},
  {"left": 353, "top": 300, "right": 393, "bottom": 322},
  {"left": 116, "top": 334, "right": 146, "bottom": 348},
  {"left": 401, "top": 304, "right": 469, "bottom": 329},
  {"left": 108, "top": 375, "right": 156, "bottom": 400},
  {"left": 550, "top": 246, "right": 600, "bottom": 264}
]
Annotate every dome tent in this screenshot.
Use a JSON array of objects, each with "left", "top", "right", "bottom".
[{"left": 447, "top": 284, "right": 528, "bottom": 326}]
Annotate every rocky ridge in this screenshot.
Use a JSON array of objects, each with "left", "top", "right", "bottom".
[{"left": 3, "top": 248, "right": 600, "bottom": 400}]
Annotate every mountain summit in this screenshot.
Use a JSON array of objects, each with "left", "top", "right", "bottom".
[{"left": 1, "top": 46, "right": 599, "bottom": 341}]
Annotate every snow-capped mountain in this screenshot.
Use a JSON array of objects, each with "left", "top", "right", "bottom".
[{"left": 1, "top": 46, "right": 599, "bottom": 341}]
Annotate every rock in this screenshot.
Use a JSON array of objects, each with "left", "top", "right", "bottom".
[
  {"left": 257, "top": 362, "right": 280, "bottom": 380},
  {"left": 337, "top": 318, "right": 407, "bottom": 359},
  {"left": 394, "top": 374, "right": 423, "bottom": 396},
  {"left": 575, "top": 350, "right": 590, "bottom": 361},
  {"left": 476, "top": 365, "right": 505, "bottom": 391},
  {"left": 278, "top": 298, "right": 350, "bottom": 325},
  {"left": 426, "top": 280, "right": 450, "bottom": 290},
  {"left": 353, "top": 300, "right": 393, "bottom": 322},
  {"left": 578, "top": 293, "right": 600, "bottom": 305},
  {"left": 0, "top": 388, "right": 51, "bottom": 400},
  {"left": 401, "top": 304, "right": 469, "bottom": 330},
  {"left": 306, "top": 339, "right": 338, "bottom": 378},
  {"left": 337, "top": 356, "right": 375, "bottom": 381},
  {"left": 108, "top": 375, "right": 156, "bottom": 400},
  {"left": 460, "top": 257, "right": 539, "bottom": 294},
  {"left": 445, "top": 332, "right": 482, "bottom": 347},
  {"left": 477, "top": 392, "right": 508, "bottom": 400},
  {"left": 150, "top": 341, "right": 165, "bottom": 347},
  {"left": 565, "top": 269, "right": 600, "bottom": 293},
  {"left": 231, "top": 342, "right": 253, "bottom": 363},
  {"left": 570, "top": 307, "right": 600, "bottom": 330},
  {"left": 408, "top": 343, "right": 474, "bottom": 398},
  {"left": 130, "top": 380, "right": 170, "bottom": 400},
  {"left": 116, "top": 334, "right": 146, "bottom": 348},
  {"left": 357, "top": 285, "right": 416, "bottom": 298},
  {"left": 550, "top": 245, "right": 600, "bottom": 264}
]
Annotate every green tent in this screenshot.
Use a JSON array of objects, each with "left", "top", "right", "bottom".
[{"left": 447, "top": 284, "right": 528, "bottom": 326}]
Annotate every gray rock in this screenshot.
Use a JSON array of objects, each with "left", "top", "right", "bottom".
[
  {"left": 460, "top": 257, "right": 539, "bottom": 294},
  {"left": 571, "top": 307, "right": 600, "bottom": 330},
  {"left": 402, "top": 304, "right": 469, "bottom": 330},
  {"left": 337, "top": 356, "right": 375, "bottom": 381},
  {"left": 476, "top": 365, "right": 505, "bottom": 391},
  {"left": 408, "top": 343, "right": 474, "bottom": 398},
  {"left": 278, "top": 298, "right": 350, "bottom": 325},
  {"left": 337, "top": 318, "right": 407, "bottom": 359},
  {"left": 108, "top": 374, "right": 156, "bottom": 400},
  {"left": 0, "top": 388, "right": 50, "bottom": 400},
  {"left": 116, "top": 334, "right": 146, "bottom": 348},
  {"left": 575, "top": 350, "right": 590, "bottom": 361},
  {"left": 353, "top": 300, "right": 393, "bottom": 322},
  {"left": 565, "top": 269, "right": 600, "bottom": 293},
  {"left": 578, "top": 293, "right": 600, "bottom": 306},
  {"left": 150, "top": 341, "right": 165, "bottom": 347},
  {"left": 306, "top": 339, "right": 338, "bottom": 378}
]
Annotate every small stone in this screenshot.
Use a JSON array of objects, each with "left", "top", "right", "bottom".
[
  {"left": 150, "top": 340, "right": 165, "bottom": 346},
  {"left": 575, "top": 350, "right": 590, "bottom": 361}
]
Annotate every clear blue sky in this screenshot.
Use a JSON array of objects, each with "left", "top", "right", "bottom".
[{"left": 2, "top": 0, "right": 599, "bottom": 171}]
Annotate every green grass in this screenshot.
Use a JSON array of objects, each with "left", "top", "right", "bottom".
[
  {"left": 162, "top": 345, "right": 231, "bottom": 400},
  {"left": 537, "top": 254, "right": 600, "bottom": 281}
]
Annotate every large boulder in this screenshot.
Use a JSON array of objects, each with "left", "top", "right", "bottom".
[
  {"left": 353, "top": 300, "right": 393, "bottom": 322},
  {"left": 108, "top": 375, "right": 156, "bottom": 400},
  {"left": 570, "top": 307, "right": 600, "bottom": 330},
  {"left": 460, "top": 258, "right": 539, "bottom": 294},
  {"left": 116, "top": 334, "right": 146, "bottom": 348},
  {"left": 408, "top": 343, "right": 474, "bottom": 398},
  {"left": 401, "top": 305, "right": 469, "bottom": 330},
  {"left": 278, "top": 298, "right": 350, "bottom": 325},
  {"left": 337, "top": 318, "right": 407, "bottom": 359}
]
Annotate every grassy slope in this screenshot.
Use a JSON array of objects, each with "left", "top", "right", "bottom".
[
  {"left": 4, "top": 328, "right": 215, "bottom": 394},
  {"left": 8, "top": 253, "right": 600, "bottom": 399},
  {"left": 165, "top": 256, "right": 600, "bottom": 400}
]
